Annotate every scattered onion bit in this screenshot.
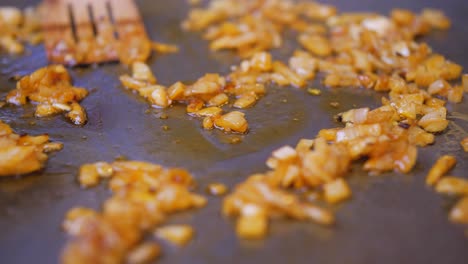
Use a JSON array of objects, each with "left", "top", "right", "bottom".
[
  {"left": 207, "top": 183, "right": 228, "bottom": 196},
  {"left": 323, "top": 178, "right": 352, "bottom": 204},
  {"left": 426, "top": 155, "right": 457, "bottom": 186},
  {"left": 6, "top": 65, "right": 89, "bottom": 125},
  {"left": 152, "top": 41, "right": 179, "bottom": 54},
  {"left": 435, "top": 177, "right": 468, "bottom": 196},
  {"left": 236, "top": 205, "right": 268, "bottom": 239},
  {"left": 421, "top": 8, "right": 451, "bottom": 30},
  {"left": 62, "top": 207, "right": 97, "bottom": 236},
  {"left": 449, "top": 197, "right": 468, "bottom": 225},
  {"left": 61, "top": 161, "right": 206, "bottom": 264},
  {"left": 461, "top": 137, "right": 468, "bottom": 152},
  {"left": 213, "top": 111, "right": 249, "bottom": 133},
  {"left": 126, "top": 242, "right": 161, "bottom": 264},
  {"left": 462, "top": 74, "right": 468, "bottom": 92},
  {"left": 78, "top": 164, "right": 100, "bottom": 187},
  {"left": 0, "top": 120, "right": 63, "bottom": 177},
  {"left": 155, "top": 225, "right": 194, "bottom": 246}
]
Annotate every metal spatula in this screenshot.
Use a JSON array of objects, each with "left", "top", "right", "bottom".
[{"left": 40, "top": 0, "right": 151, "bottom": 66}]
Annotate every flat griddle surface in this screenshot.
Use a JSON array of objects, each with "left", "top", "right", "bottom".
[{"left": 1, "top": 0, "right": 468, "bottom": 263}]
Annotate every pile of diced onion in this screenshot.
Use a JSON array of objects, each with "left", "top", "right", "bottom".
[
  {"left": 120, "top": 62, "right": 259, "bottom": 133},
  {"left": 61, "top": 161, "right": 206, "bottom": 264},
  {"left": 0, "top": 120, "right": 62, "bottom": 177},
  {"left": 6, "top": 65, "right": 89, "bottom": 125}
]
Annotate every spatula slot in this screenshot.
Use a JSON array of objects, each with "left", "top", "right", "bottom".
[
  {"left": 67, "top": 3, "right": 78, "bottom": 42},
  {"left": 106, "top": 1, "right": 120, "bottom": 40},
  {"left": 87, "top": 4, "right": 98, "bottom": 37}
]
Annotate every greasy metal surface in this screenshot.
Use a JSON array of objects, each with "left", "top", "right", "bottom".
[{"left": 1, "top": 0, "right": 468, "bottom": 263}]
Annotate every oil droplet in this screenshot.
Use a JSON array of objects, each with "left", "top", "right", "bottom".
[{"left": 307, "top": 88, "right": 321, "bottom": 96}]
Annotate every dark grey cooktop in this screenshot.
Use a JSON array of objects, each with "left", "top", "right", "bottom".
[{"left": 1, "top": 0, "right": 468, "bottom": 263}]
